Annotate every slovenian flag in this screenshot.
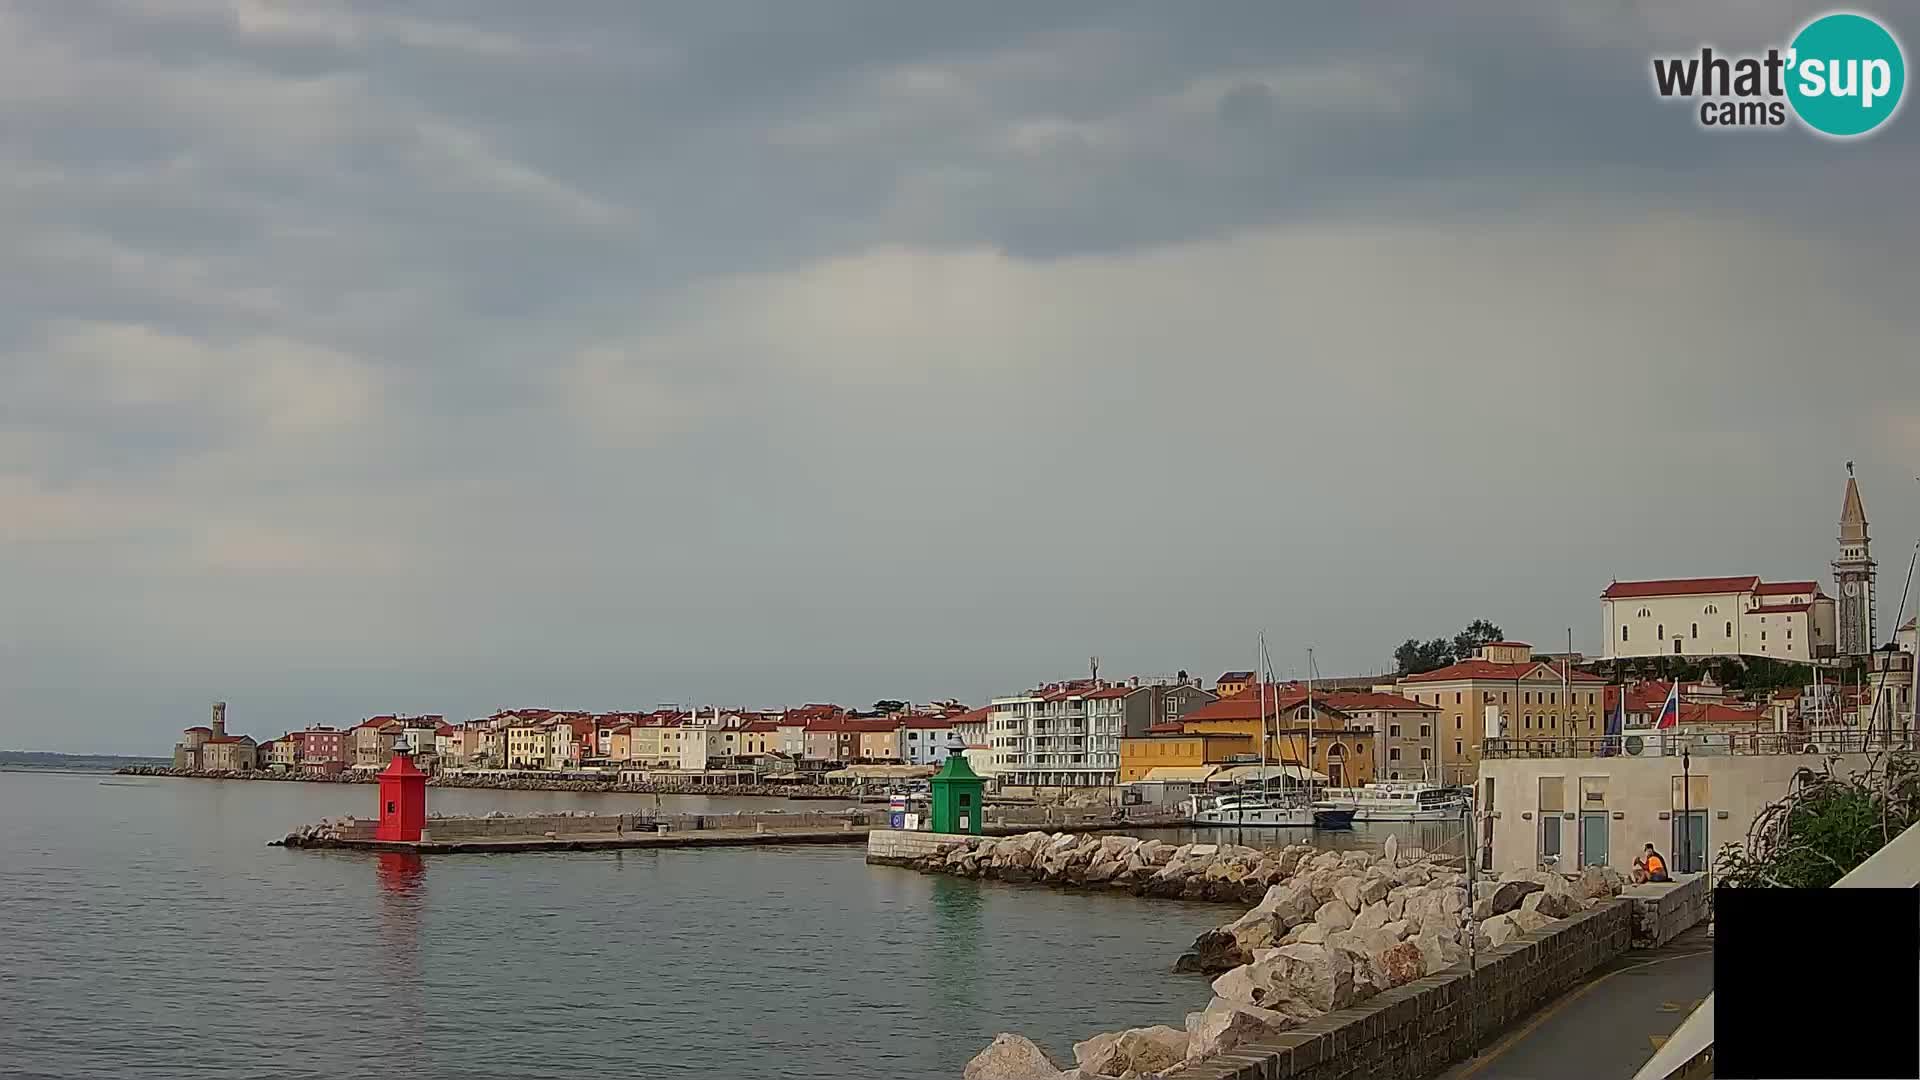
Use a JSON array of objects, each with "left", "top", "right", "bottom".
[{"left": 1655, "top": 683, "right": 1681, "bottom": 730}]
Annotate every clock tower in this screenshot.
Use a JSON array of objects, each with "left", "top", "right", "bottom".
[{"left": 1834, "top": 463, "right": 1876, "bottom": 657}]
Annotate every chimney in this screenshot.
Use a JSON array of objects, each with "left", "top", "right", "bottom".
[{"left": 212, "top": 701, "right": 227, "bottom": 739}]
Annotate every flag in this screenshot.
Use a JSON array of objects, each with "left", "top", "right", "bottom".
[
  {"left": 1655, "top": 683, "right": 1681, "bottom": 730},
  {"left": 1603, "top": 685, "right": 1626, "bottom": 755}
]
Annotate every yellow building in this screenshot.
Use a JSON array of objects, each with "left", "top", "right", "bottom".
[
  {"left": 1393, "top": 641, "right": 1607, "bottom": 785},
  {"left": 741, "top": 722, "right": 778, "bottom": 757},
  {"left": 1146, "top": 687, "right": 1380, "bottom": 787},
  {"left": 1118, "top": 731, "right": 1254, "bottom": 782},
  {"left": 1214, "top": 671, "right": 1256, "bottom": 699},
  {"left": 506, "top": 720, "right": 552, "bottom": 769}
]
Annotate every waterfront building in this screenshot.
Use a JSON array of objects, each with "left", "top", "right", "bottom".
[
  {"left": 173, "top": 702, "right": 260, "bottom": 771},
  {"left": 1175, "top": 687, "right": 1378, "bottom": 787},
  {"left": 738, "top": 721, "right": 779, "bottom": 757},
  {"left": 504, "top": 716, "right": 552, "bottom": 769},
  {"left": 1117, "top": 729, "right": 1254, "bottom": 783},
  {"left": 604, "top": 723, "right": 634, "bottom": 762},
  {"left": 291, "top": 726, "right": 349, "bottom": 771},
  {"left": 552, "top": 716, "right": 596, "bottom": 769},
  {"left": 1318, "top": 691, "right": 1441, "bottom": 782},
  {"left": 1477, "top": 728, "right": 1911, "bottom": 876},
  {"left": 401, "top": 717, "right": 443, "bottom": 765},
  {"left": 434, "top": 724, "right": 466, "bottom": 766},
  {"left": 990, "top": 677, "right": 1214, "bottom": 789},
  {"left": 352, "top": 716, "right": 406, "bottom": 770},
  {"left": 1392, "top": 642, "right": 1607, "bottom": 785},
  {"left": 853, "top": 720, "right": 903, "bottom": 762},
  {"left": 265, "top": 737, "right": 297, "bottom": 769},
  {"left": 900, "top": 718, "right": 955, "bottom": 766}
]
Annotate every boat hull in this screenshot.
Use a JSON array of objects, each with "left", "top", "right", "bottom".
[{"left": 1189, "top": 805, "right": 1315, "bottom": 828}]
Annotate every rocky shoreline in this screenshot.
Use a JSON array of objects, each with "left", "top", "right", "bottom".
[
  {"left": 908, "top": 832, "right": 1628, "bottom": 1079},
  {"left": 112, "top": 765, "right": 856, "bottom": 799}
]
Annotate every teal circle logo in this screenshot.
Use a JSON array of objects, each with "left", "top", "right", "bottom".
[{"left": 1787, "top": 13, "right": 1905, "bottom": 137}]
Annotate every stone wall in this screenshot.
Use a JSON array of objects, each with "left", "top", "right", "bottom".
[
  {"left": 1624, "top": 873, "right": 1711, "bottom": 948},
  {"left": 1180, "top": 900, "right": 1633, "bottom": 1080},
  {"left": 867, "top": 829, "right": 975, "bottom": 865}
]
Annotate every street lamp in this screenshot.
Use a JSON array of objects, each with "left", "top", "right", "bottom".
[{"left": 1681, "top": 744, "right": 1692, "bottom": 874}]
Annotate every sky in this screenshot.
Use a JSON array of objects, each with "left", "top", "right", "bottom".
[{"left": 5, "top": 1, "right": 1920, "bottom": 753}]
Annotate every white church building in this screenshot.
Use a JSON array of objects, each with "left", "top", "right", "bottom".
[{"left": 1599, "top": 469, "right": 1877, "bottom": 664}]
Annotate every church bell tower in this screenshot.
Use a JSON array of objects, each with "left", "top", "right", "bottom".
[{"left": 1834, "top": 463, "right": 1876, "bottom": 656}]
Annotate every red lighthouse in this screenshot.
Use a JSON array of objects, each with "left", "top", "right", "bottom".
[{"left": 375, "top": 741, "right": 427, "bottom": 842}]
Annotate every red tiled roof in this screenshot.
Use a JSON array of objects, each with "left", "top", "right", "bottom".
[
  {"left": 948, "top": 707, "right": 992, "bottom": 724},
  {"left": 1754, "top": 581, "right": 1817, "bottom": 596},
  {"left": 1083, "top": 686, "right": 1134, "bottom": 700},
  {"left": 1182, "top": 687, "right": 1348, "bottom": 723},
  {"left": 1320, "top": 691, "right": 1439, "bottom": 713},
  {"left": 742, "top": 721, "right": 781, "bottom": 733},
  {"left": 1403, "top": 659, "right": 1606, "bottom": 685},
  {"left": 1217, "top": 671, "right": 1255, "bottom": 682},
  {"left": 902, "top": 717, "right": 954, "bottom": 730},
  {"left": 184, "top": 725, "right": 212, "bottom": 733},
  {"left": 1145, "top": 721, "right": 1187, "bottom": 734},
  {"left": 1602, "top": 576, "right": 1760, "bottom": 599},
  {"left": 435, "top": 724, "right": 455, "bottom": 736},
  {"left": 1753, "top": 602, "right": 1812, "bottom": 613},
  {"left": 204, "top": 735, "right": 255, "bottom": 745}
]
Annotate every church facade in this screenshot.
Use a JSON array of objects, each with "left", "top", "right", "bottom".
[{"left": 1599, "top": 469, "right": 1877, "bottom": 663}]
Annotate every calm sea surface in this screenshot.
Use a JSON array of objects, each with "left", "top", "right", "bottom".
[{"left": 0, "top": 771, "right": 1467, "bottom": 1080}]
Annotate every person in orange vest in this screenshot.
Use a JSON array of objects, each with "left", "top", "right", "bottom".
[{"left": 1643, "top": 843, "right": 1671, "bottom": 882}]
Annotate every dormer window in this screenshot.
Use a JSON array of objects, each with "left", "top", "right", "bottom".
[
  {"left": 1637, "top": 607, "right": 1652, "bottom": 618},
  {"left": 1704, "top": 604, "right": 1718, "bottom": 615}
]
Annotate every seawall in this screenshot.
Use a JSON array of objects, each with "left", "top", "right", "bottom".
[{"left": 1181, "top": 900, "right": 1634, "bottom": 1080}]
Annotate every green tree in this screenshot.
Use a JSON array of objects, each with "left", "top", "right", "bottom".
[
  {"left": 1717, "top": 754, "right": 1918, "bottom": 888},
  {"left": 1450, "top": 619, "right": 1506, "bottom": 663},
  {"left": 872, "top": 699, "right": 909, "bottom": 715}
]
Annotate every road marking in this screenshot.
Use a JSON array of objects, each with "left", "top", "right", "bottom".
[{"left": 1449, "top": 951, "right": 1709, "bottom": 1080}]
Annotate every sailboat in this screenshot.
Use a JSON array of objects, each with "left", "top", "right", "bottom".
[
  {"left": 1303, "top": 648, "right": 1356, "bottom": 829},
  {"left": 1187, "top": 634, "right": 1318, "bottom": 828}
]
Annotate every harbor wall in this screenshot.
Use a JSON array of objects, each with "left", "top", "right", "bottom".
[
  {"left": 1624, "top": 873, "right": 1712, "bottom": 948},
  {"left": 1181, "top": 899, "right": 1634, "bottom": 1080}
]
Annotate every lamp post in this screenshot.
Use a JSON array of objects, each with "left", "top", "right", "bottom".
[{"left": 1681, "top": 744, "right": 1692, "bottom": 874}]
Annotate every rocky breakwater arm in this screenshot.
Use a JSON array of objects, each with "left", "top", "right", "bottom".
[
  {"left": 959, "top": 839, "right": 1631, "bottom": 1079},
  {"left": 903, "top": 831, "right": 1313, "bottom": 905}
]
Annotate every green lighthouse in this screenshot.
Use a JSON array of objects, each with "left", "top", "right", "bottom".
[{"left": 928, "top": 738, "right": 986, "bottom": 835}]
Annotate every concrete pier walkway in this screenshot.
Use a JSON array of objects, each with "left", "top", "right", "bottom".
[
  {"left": 1437, "top": 926, "right": 1714, "bottom": 1080},
  {"left": 281, "top": 826, "right": 873, "bottom": 854}
]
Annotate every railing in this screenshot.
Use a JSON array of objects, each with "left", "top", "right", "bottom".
[{"left": 1482, "top": 729, "right": 1916, "bottom": 760}]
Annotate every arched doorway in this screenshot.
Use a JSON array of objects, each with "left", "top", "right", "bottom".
[{"left": 1325, "top": 742, "right": 1345, "bottom": 788}]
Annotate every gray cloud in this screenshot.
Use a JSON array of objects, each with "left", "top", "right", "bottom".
[{"left": 4, "top": 0, "right": 1918, "bottom": 750}]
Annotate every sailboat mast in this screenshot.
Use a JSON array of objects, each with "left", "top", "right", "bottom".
[
  {"left": 1258, "top": 633, "right": 1269, "bottom": 800},
  {"left": 1306, "top": 647, "right": 1316, "bottom": 793}
]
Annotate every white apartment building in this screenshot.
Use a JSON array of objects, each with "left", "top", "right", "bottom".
[
  {"left": 1601, "top": 576, "right": 1836, "bottom": 662},
  {"left": 990, "top": 682, "right": 1131, "bottom": 788}
]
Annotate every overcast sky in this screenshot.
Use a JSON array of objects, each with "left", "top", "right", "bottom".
[{"left": 5, "top": 1, "right": 1919, "bottom": 752}]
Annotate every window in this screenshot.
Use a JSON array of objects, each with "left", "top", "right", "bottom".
[
  {"left": 1539, "top": 776, "right": 1565, "bottom": 861},
  {"left": 1455, "top": 716, "right": 1462, "bottom": 730},
  {"left": 1761, "top": 631, "right": 1767, "bottom": 641},
  {"left": 1455, "top": 692, "right": 1462, "bottom": 705},
  {"left": 1580, "top": 776, "right": 1608, "bottom": 807},
  {"left": 1454, "top": 740, "right": 1464, "bottom": 756},
  {"left": 1704, "top": 603, "right": 1718, "bottom": 615},
  {"left": 1638, "top": 607, "right": 1651, "bottom": 618},
  {"left": 1389, "top": 724, "right": 1401, "bottom": 737},
  {"left": 1657, "top": 623, "right": 1664, "bottom": 639},
  {"left": 1524, "top": 714, "right": 1532, "bottom": 729},
  {"left": 1420, "top": 724, "right": 1431, "bottom": 737},
  {"left": 1623, "top": 626, "right": 1630, "bottom": 642},
  {"left": 1787, "top": 628, "right": 1793, "bottom": 640},
  {"left": 1420, "top": 748, "right": 1432, "bottom": 760},
  {"left": 1726, "top": 621, "right": 1733, "bottom": 638},
  {"left": 1502, "top": 692, "right": 1509, "bottom": 704},
  {"left": 1691, "top": 623, "right": 1698, "bottom": 639},
  {"left": 1524, "top": 692, "right": 1531, "bottom": 705},
  {"left": 1388, "top": 748, "right": 1401, "bottom": 761}
]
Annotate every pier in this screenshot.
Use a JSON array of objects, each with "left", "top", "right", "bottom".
[{"left": 276, "top": 809, "right": 1186, "bottom": 855}]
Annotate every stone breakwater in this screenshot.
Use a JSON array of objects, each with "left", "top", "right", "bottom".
[
  {"left": 926, "top": 833, "right": 1628, "bottom": 1080},
  {"left": 114, "top": 766, "right": 856, "bottom": 799}
]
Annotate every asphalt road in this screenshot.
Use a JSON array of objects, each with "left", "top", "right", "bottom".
[{"left": 1437, "top": 927, "right": 1715, "bottom": 1080}]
